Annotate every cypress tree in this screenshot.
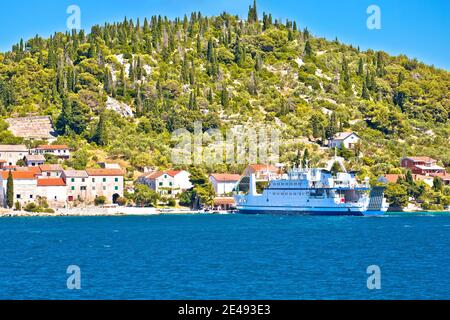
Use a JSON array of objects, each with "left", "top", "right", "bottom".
[
  {"left": 93, "top": 112, "right": 108, "bottom": 146},
  {"left": 302, "top": 149, "right": 310, "bottom": 168},
  {"left": 304, "top": 40, "right": 313, "bottom": 58},
  {"left": 357, "top": 58, "right": 364, "bottom": 77},
  {"left": 6, "top": 170, "right": 14, "bottom": 209},
  {"left": 361, "top": 82, "right": 370, "bottom": 100},
  {"left": 220, "top": 87, "right": 229, "bottom": 108}
]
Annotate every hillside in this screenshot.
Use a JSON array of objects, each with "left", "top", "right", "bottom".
[{"left": 0, "top": 1, "right": 449, "bottom": 181}]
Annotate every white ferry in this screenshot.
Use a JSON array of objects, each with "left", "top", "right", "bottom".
[{"left": 234, "top": 159, "right": 388, "bottom": 216}]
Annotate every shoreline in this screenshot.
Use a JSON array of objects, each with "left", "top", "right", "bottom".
[
  {"left": 0, "top": 208, "right": 449, "bottom": 218},
  {"left": 0, "top": 207, "right": 209, "bottom": 218}
]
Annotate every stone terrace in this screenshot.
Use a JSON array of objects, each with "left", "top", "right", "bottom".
[{"left": 6, "top": 116, "right": 57, "bottom": 141}]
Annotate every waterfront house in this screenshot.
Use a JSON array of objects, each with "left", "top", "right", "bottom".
[
  {"left": 212, "top": 197, "right": 236, "bottom": 211},
  {"left": 85, "top": 169, "right": 125, "bottom": 204},
  {"left": 34, "top": 145, "right": 70, "bottom": 159},
  {"left": 36, "top": 178, "right": 67, "bottom": 208},
  {"left": 0, "top": 145, "right": 29, "bottom": 166},
  {"left": 24, "top": 154, "right": 46, "bottom": 167},
  {"left": 209, "top": 174, "right": 241, "bottom": 196},
  {"left": 138, "top": 170, "right": 192, "bottom": 197},
  {"left": 329, "top": 132, "right": 361, "bottom": 149},
  {"left": 400, "top": 157, "right": 446, "bottom": 175},
  {"left": 379, "top": 173, "right": 435, "bottom": 187},
  {"left": 1, "top": 171, "right": 37, "bottom": 207},
  {"left": 243, "top": 164, "right": 279, "bottom": 181},
  {"left": 62, "top": 170, "right": 89, "bottom": 203}
]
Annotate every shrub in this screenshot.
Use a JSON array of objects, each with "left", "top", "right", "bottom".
[
  {"left": 167, "top": 198, "right": 176, "bottom": 207},
  {"left": 94, "top": 196, "right": 107, "bottom": 206},
  {"left": 115, "top": 197, "right": 127, "bottom": 206}
]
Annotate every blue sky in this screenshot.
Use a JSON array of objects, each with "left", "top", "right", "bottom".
[{"left": 1, "top": 0, "right": 449, "bottom": 70}]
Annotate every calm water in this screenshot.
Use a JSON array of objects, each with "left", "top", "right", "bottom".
[{"left": 0, "top": 214, "right": 450, "bottom": 300}]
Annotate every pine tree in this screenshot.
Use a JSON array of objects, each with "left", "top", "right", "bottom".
[
  {"left": 6, "top": 170, "right": 14, "bottom": 209},
  {"left": 405, "top": 170, "right": 414, "bottom": 185},
  {"left": 69, "top": 100, "right": 90, "bottom": 134},
  {"left": 433, "top": 176, "right": 443, "bottom": 192}
]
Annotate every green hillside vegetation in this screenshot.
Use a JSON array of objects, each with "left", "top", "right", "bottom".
[{"left": 0, "top": 2, "right": 449, "bottom": 208}]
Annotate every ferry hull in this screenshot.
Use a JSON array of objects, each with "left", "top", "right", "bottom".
[
  {"left": 238, "top": 209, "right": 364, "bottom": 216},
  {"left": 236, "top": 206, "right": 385, "bottom": 216}
]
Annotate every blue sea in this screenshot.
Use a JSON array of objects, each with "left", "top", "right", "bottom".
[{"left": 0, "top": 213, "right": 449, "bottom": 300}]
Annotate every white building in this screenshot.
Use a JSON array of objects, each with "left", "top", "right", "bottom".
[
  {"left": 85, "top": 169, "right": 125, "bottom": 204},
  {"left": 34, "top": 145, "right": 70, "bottom": 159},
  {"left": 0, "top": 145, "right": 29, "bottom": 166},
  {"left": 329, "top": 132, "right": 361, "bottom": 149},
  {"left": 24, "top": 154, "right": 46, "bottom": 167},
  {"left": 1, "top": 171, "right": 37, "bottom": 207},
  {"left": 36, "top": 178, "right": 67, "bottom": 207},
  {"left": 62, "top": 169, "right": 124, "bottom": 204},
  {"left": 209, "top": 174, "right": 241, "bottom": 196},
  {"left": 138, "top": 170, "right": 192, "bottom": 197},
  {"left": 62, "top": 170, "right": 89, "bottom": 203}
]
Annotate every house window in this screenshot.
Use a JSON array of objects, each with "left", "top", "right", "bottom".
[
  {"left": 169, "top": 182, "right": 173, "bottom": 186},
  {"left": 47, "top": 172, "right": 51, "bottom": 177},
  {"left": 103, "top": 186, "right": 107, "bottom": 191},
  {"left": 71, "top": 178, "right": 75, "bottom": 182},
  {"left": 115, "top": 178, "right": 119, "bottom": 182},
  {"left": 92, "top": 186, "right": 96, "bottom": 191},
  {"left": 30, "top": 195, "right": 33, "bottom": 199},
  {"left": 16, "top": 195, "right": 21, "bottom": 199},
  {"left": 92, "top": 178, "right": 95, "bottom": 182},
  {"left": 159, "top": 182, "right": 163, "bottom": 186},
  {"left": 103, "top": 178, "right": 107, "bottom": 183},
  {"left": 80, "top": 186, "right": 87, "bottom": 191},
  {"left": 82, "top": 178, "right": 85, "bottom": 183},
  {"left": 115, "top": 186, "right": 119, "bottom": 191},
  {"left": 71, "top": 186, "right": 75, "bottom": 191}
]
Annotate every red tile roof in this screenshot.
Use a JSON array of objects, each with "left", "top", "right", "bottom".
[
  {"left": 165, "top": 170, "right": 183, "bottom": 177},
  {"left": 210, "top": 173, "right": 241, "bottom": 182},
  {"left": 27, "top": 166, "right": 42, "bottom": 175},
  {"left": 39, "top": 164, "right": 64, "bottom": 172},
  {"left": 429, "top": 172, "right": 450, "bottom": 180},
  {"left": 86, "top": 168, "right": 125, "bottom": 176},
  {"left": 37, "top": 178, "right": 66, "bottom": 187},
  {"left": 140, "top": 170, "right": 184, "bottom": 180},
  {"left": 213, "top": 197, "right": 236, "bottom": 205},
  {"left": 37, "top": 145, "right": 69, "bottom": 150},
  {"left": 1, "top": 171, "right": 36, "bottom": 180},
  {"left": 382, "top": 174, "right": 402, "bottom": 183}
]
